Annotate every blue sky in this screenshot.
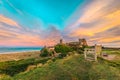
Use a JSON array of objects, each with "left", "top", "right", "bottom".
[
  {"left": 0, "top": 0, "right": 120, "bottom": 47},
  {"left": 1, "top": 0, "right": 86, "bottom": 30}
]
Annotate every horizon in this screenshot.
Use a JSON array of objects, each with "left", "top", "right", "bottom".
[{"left": 0, "top": 0, "right": 120, "bottom": 47}]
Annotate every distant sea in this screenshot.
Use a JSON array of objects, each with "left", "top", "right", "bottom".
[{"left": 0, "top": 47, "right": 42, "bottom": 54}]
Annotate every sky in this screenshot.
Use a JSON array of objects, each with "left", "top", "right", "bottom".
[{"left": 0, "top": 0, "right": 120, "bottom": 47}]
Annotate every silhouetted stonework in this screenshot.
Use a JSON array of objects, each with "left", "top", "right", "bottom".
[
  {"left": 79, "top": 38, "right": 88, "bottom": 46},
  {"left": 59, "top": 38, "right": 88, "bottom": 48},
  {"left": 60, "top": 39, "right": 63, "bottom": 44}
]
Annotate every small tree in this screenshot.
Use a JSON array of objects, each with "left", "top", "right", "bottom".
[{"left": 40, "top": 47, "right": 49, "bottom": 57}]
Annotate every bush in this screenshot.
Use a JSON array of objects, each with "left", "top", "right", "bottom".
[
  {"left": 40, "top": 47, "right": 50, "bottom": 57},
  {"left": 58, "top": 53, "right": 67, "bottom": 59},
  {"left": 0, "top": 58, "right": 35, "bottom": 76},
  {"left": 55, "top": 44, "right": 73, "bottom": 53},
  {"left": 55, "top": 44, "right": 73, "bottom": 58}
]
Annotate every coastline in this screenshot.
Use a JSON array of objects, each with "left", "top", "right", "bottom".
[{"left": 0, "top": 50, "right": 41, "bottom": 62}]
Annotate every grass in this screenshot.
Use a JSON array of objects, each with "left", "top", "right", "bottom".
[
  {"left": 0, "top": 57, "right": 50, "bottom": 76},
  {"left": 0, "top": 50, "right": 120, "bottom": 80},
  {"left": 103, "top": 49, "right": 120, "bottom": 55},
  {"left": 0, "top": 54, "right": 118, "bottom": 80}
]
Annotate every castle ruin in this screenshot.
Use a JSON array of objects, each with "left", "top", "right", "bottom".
[{"left": 59, "top": 38, "right": 88, "bottom": 48}]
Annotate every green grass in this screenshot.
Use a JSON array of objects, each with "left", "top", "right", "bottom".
[
  {"left": 103, "top": 49, "right": 120, "bottom": 55},
  {"left": 2, "top": 55, "right": 118, "bottom": 80},
  {"left": 0, "top": 57, "right": 50, "bottom": 76},
  {"left": 1, "top": 53, "right": 120, "bottom": 80},
  {"left": 98, "top": 57, "right": 120, "bottom": 70}
]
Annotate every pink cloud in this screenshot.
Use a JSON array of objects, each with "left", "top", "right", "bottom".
[{"left": 0, "top": 15, "right": 20, "bottom": 28}]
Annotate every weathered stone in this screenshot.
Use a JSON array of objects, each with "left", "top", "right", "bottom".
[
  {"left": 84, "top": 44, "right": 102, "bottom": 61},
  {"left": 64, "top": 38, "right": 88, "bottom": 48}
]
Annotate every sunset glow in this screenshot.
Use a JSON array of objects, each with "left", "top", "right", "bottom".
[{"left": 0, "top": 0, "right": 120, "bottom": 47}]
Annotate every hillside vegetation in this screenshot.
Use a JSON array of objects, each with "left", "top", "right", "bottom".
[
  {"left": 1, "top": 53, "right": 120, "bottom": 80},
  {"left": 0, "top": 57, "right": 50, "bottom": 76}
]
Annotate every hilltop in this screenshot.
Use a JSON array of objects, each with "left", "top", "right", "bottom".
[{"left": 0, "top": 52, "right": 120, "bottom": 80}]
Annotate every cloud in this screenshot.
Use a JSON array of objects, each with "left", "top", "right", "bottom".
[
  {"left": 39, "top": 25, "right": 62, "bottom": 46},
  {"left": 89, "top": 27, "right": 120, "bottom": 43},
  {"left": 0, "top": 21, "right": 62, "bottom": 46},
  {"left": 0, "top": 15, "right": 20, "bottom": 28},
  {"left": 65, "top": 0, "right": 120, "bottom": 47},
  {"left": 1, "top": 0, "right": 120, "bottom": 47},
  {"left": 0, "top": 16, "right": 61, "bottom": 46},
  {"left": 76, "top": 0, "right": 114, "bottom": 23}
]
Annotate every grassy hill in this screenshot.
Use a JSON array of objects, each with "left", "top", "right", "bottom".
[{"left": 1, "top": 53, "right": 120, "bottom": 80}]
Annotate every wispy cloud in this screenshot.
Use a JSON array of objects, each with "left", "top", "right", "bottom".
[
  {"left": 0, "top": 15, "right": 61, "bottom": 46},
  {"left": 0, "top": 15, "right": 20, "bottom": 28},
  {"left": 65, "top": 0, "right": 120, "bottom": 47}
]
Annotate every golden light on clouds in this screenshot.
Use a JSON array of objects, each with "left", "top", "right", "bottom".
[{"left": 65, "top": 0, "right": 120, "bottom": 47}]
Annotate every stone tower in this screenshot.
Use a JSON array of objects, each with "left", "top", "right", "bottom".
[
  {"left": 60, "top": 39, "right": 63, "bottom": 44},
  {"left": 82, "top": 38, "right": 88, "bottom": 46},
  {"left": 79, "top": 38, "right": 88, "bottom": 46}
]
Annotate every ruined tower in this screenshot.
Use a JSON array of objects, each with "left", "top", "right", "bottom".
[
  {"left": 60, "top": 39, "right": 63, "bottom": 44},
  {"left": 79, "top": 38, "right": 88, "bottom": 46},
  {"left": 82, "top": 38, "right": 88, "bottom": 46}
]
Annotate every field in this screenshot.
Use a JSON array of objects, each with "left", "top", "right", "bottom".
[
  {"left": 0, "top": 49, "right": 120, "bottom": 80},
  {"left": 102, "top": 49, "right": 120, "bottom": 61},
  {"left": 0, "top": 51, "right": 40, "bottom": 62}
]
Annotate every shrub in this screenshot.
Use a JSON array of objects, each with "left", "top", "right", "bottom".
[
  {"left": 58, "top": 53, "right": 67, "bottom": 59},
  {"left": 55, "top": 44, "right": 73, "bottom": 53},
  {"left": 40, "top": 47, "right": 50, "bottom": 57},
  {"left": 55, "top": 44, "right": 73, "bottom": 58},
  {"left": 0, "top": 58, "right": 35, "bottom": 76}
]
